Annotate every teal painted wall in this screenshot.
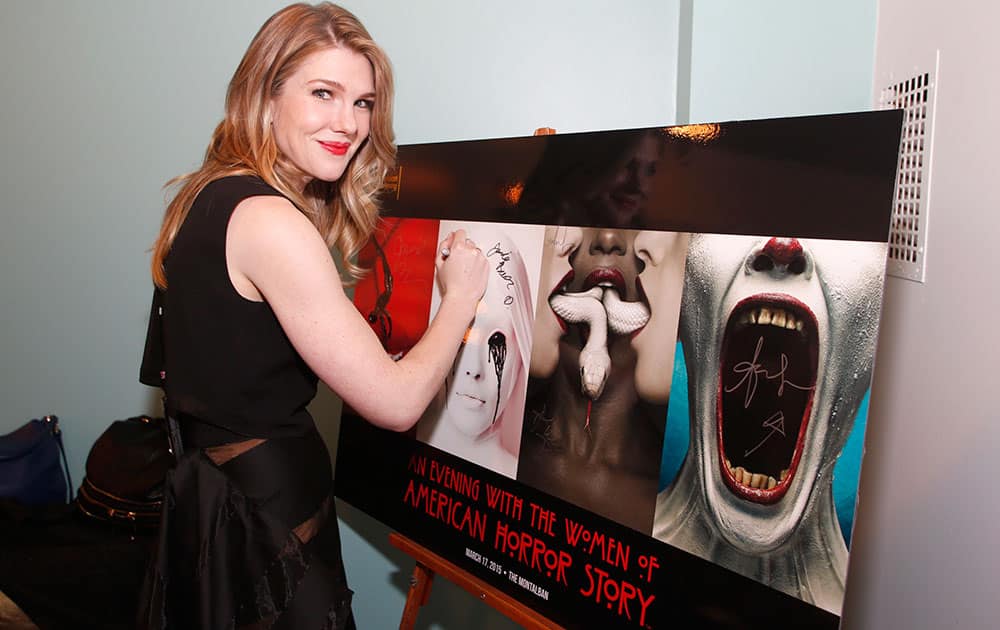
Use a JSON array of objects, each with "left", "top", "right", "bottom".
[
  {"left": 683, "top": 0, "right": 876, "bottom": 122},
  {"left": 0, "top": 2, "right": 678, "bottom": 628}
]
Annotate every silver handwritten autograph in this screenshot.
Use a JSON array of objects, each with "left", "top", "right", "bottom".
[
  {"left": 725, "top": 336, "right": 815, "bottom": 457},
  {"left": 744, "top": 412, "right": 786, "bottom": 458},
  {"left": 725, "top": 336, "right": 814, "bottom": 408}
]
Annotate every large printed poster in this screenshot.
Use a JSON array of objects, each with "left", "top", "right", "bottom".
[{"left": 336, "top": 112, "right": 902, "bottom": 628}]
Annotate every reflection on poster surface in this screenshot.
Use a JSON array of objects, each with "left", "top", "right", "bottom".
[
  {"left": 654, "top": 234, "right": 886, "bottom": 614},
  {"left": 514, "top": 129, "right": 670, "bottom": 228}
]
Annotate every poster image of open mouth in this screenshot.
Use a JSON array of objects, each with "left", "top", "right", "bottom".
[
  {"left": 654, "top": 234, "right": 887, "bottom": 616},
  {"left": 335, "top": 111, "right": 902, "bottom": 629}
]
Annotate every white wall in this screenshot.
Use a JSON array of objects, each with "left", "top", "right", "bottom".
[
  {"left": 0, "top": 2, "right": 679, "bottom": 628},
  {"left": 842, "top": 2, "right": 1000, "bottom": 629}
]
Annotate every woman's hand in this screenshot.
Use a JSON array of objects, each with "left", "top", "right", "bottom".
[
  {"left": 229, "top": 199, "right": 492, "bottom": 431},
  {"left": 435, "top": 229, "right": 489, "bottom": 309}
]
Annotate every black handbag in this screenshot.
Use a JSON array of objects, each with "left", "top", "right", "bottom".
[
  {"left": 76, "top": 415, "right": 173, "bottom": 530},
  {"left": 0, "top": 415, "right": 72, "bottom": 505}
]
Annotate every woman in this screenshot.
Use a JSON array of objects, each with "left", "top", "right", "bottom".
[
  {"left": 138, "top": 3, "right": 488, "bottom": 628},
  {"left": 416, "top": 225, "right": 535, "bottom": 478}
]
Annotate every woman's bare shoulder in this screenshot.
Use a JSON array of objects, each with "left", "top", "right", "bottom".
[
  {"left": 231, "top": 194, "right": 314, "bottom": 233},
  {"left": 227, "top": 193, "right": 341, "bottom": 299},
  {"left": 229, "top": 195, "right": 330, "bottom": 258}
]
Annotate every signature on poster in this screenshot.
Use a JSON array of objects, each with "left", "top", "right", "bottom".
[
  {"left": 726, "top": 335, "right": 816, "bottom": 408},
  {"left": 486, "top": 241, "right": 517, "bottom": 302}
]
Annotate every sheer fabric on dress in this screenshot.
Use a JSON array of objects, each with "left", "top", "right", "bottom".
[{"left": 138, "top": 428, "right": 354, "bottom": 630}]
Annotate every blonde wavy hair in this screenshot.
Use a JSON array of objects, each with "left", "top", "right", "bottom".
[{"left": 151, "top": 2, "right": 395, "bottom": 288}]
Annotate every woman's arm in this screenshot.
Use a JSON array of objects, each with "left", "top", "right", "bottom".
[{"left": 226, "top": 195, "right": 488, "bottom": 431}]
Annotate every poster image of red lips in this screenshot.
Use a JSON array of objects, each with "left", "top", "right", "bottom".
[
  {"left": 335, "top": 111, "right": 903, "bottom": 629},
  {"left": 517, "top": 226, "right": 687, "bottom": 533}
]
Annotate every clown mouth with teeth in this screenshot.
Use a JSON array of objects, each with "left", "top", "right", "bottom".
[
  {"left": 518, "top": 227, "right": 685, "bottom": 533},
  {"left": 718, "top": 295, "right": 818, "bottom": 504},
  {"left": 653, "top": 234, "right": 888, "bottom": 615}
]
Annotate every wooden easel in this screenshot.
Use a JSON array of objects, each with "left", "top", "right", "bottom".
[{"left": 390, "top": 533, "right": 564, "bottom": 630}]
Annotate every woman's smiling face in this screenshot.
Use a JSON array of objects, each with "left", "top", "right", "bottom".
[{"left": 269, "top": 46, "right": 375, "bottom": 189}]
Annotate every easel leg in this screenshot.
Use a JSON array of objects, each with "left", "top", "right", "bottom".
[
  {"left": 399, "top": 561, "right": 435, "bottom": 630},
  {"left": 390, "top": 533, "right": 563, "bottom": 629}
]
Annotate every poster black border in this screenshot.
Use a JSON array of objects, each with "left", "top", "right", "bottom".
[{"left": 335, "top": 111, "right": 902, "bottom": 629}]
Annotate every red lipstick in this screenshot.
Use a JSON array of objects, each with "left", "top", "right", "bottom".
[
  {"left": 319, "top": 141, "right": 350, "bottom": 156},
  {"left": 583, "top": 267, "right": 626, "bottom": 294}
]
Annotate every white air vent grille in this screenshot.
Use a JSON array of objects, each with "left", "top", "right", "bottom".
[{"left": 877, "top": 52, "right": 938, "bottom": 283}]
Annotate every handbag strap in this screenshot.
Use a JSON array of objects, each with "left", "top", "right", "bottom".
[
  {"left": 43, "top": 415, "right": 73, "bottom": 502},
  {"left": 148, "top": 287, "right": 185, "bottom": 463},
  {"left": 164, "top": 406, "right": 184, "bottom": 462}
]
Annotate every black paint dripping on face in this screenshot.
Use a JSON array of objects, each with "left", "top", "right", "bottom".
[{"left": 488, "top": 332, "right": 507, "bottom": 424}]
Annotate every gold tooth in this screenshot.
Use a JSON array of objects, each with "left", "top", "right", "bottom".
[{"left": 734, "top": 467, "right": 746, "bottom": 484}]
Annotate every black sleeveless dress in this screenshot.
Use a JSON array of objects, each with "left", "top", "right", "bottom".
[{"left": 138, "top": 175, "right": 355, "bottom": 630}]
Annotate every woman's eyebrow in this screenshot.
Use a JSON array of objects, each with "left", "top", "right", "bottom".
[
  {"left": 309, "top": 78, "right": 375, "bottom": 99},
  {"left": 310, "top": 78, "right": 345, "bottom": 90}
]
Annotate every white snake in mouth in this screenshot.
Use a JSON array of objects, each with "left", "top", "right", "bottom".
[{"left": 548, "top": 286, "right": 651, "bottom": 399}]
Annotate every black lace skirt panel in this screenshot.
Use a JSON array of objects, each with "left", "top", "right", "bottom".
[{"left": 137, "top": 425, "right": 355, "bottom": 630}]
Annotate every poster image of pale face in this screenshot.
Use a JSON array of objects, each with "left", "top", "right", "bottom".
[
  {"left": 653, "top": 234, "right": 888, "bottom": 614},
  {"left": 416, "top": 222, "right": 543, "bottom": 478},
  {"left": 518, "top": 226, "right": 688, "bottom": 532}
]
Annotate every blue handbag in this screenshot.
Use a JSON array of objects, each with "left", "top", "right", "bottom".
[{"left": 0, "top": 415, "right": 73, "bottom": 505}]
